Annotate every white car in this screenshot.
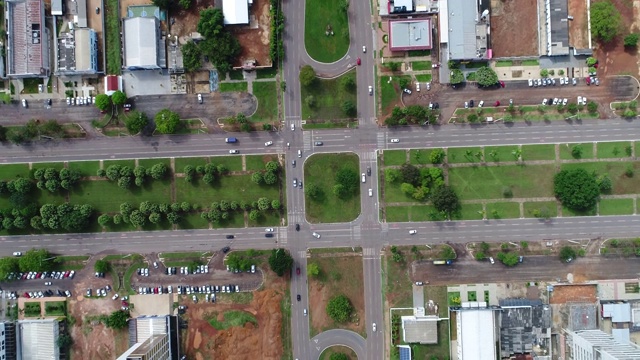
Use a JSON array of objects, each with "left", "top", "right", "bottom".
[
  {"left": 44, "top": 281, "right": 52, "bottom": 286},
  {"left": 229, "top": 149, "right": 239, "bottom": 154},
  {"left": 361, "top": 173, "right": 366, "bottom": 183},
  {"left": 390, "top": 139, "right": 400, "bottom": 143},
  {"left": 265, "top": 228, "right": 274, "bottom": 232},
  {"left": 426, "top": 82, "right": 431, "bottom": 91},
  {"left": 577, "top": 96, "right": 583, "bottom": 105},
  {"left": 362, "top": 46, "right": 366, "bottom": 53},
  {"left": 560, "top": 78, "right": 565, "bottom": 85},
  {"left": 552, "top": 98, "right": 559, "bottom": 105},
  {"left": 572, "top": 78, "right": 577, "bottom": 86},
  {"left": 478, "top": 100, "right": 484, "bottom": 108},
  {"left": 368, "top": 189, "right": 373, "bottom": 197},
  {"left": 264, "top": 141, "right": 273, "bottom": 147},
  {"left": 528, "top": 79, "right": 533, "bottom": 87},
  {"left": 489, "top": 257, "right": 495, "bottom": 264},
  {"left": 12, "top": 252, "right": 21, "bottom": 257},
  {"left": 542, "top": 98, "right": 548, "bottom": 105},
  {"left": 368, "top": 86, "right": 373, "bottom": 95},
  {"left": 197, "top": 93, "right": 203, "bottom": 104},
  {"left": 464, "top": 101, "right": 469, "bottom": 109},
  {"left": 373, "top": 323, "right": 376, "bottom": 332},
  {"left": 291, "top": 123, "right": 295, "bottom": 131},
  {"left": 581, "top": 96, "right": 587, "bottom": 105},
  {"left": 416, "top": 83, "right": 420, "bottom": 92},
  {"left": 403, "top": 88, "right": 412, "bottom": 95},
  {"left": 312, "top": 232, "right": 321, "bottom": 239},
  {"left": 112, "top": 293, "right": 119, "bottom": 300},
  {"left": 409, "top": 230, "right": 417, "bottom": 235},
  {"left": 562, "top": 98, "right": 568, "bottom": 106}
]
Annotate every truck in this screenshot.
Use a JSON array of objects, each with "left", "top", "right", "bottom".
[
  {"left": 225, "top": 137, "right": 237, "bottom": 143},
  {"left": 433, "top": 260, "right": 453, "bottom": 265}
]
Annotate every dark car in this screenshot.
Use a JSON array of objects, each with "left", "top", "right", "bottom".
[
  {"left": 295, "top": 224, "right": 300, "bottom": 231},
  {"left": 297, "top": 294, "right": 301, "bottom": 301},
  {"left": 469, "top": 100, "right": 474, "bottom": 108},
  {"left": 547, "top": 98, "right": 553, "bottom": 105},
  {"left": 225, "top": 235, "right": 234, "bottom": 239},
  {"left": 222, "top": 246, "right": 231, "bottom": 253},
  {"left": 296, "top": 267, "right": 301, "bottom": 275},
  {"left": 314, "top": 141, "right": 323, "bottom": 146},
  {"left": 265, "top": 233, "right": 274, "bottom": 238},
  {"left": 367, "top": 166, "right": 371, "bottom": 176}
]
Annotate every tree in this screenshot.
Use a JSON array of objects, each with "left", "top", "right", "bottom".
[
  {"left": 598, "top": 174, "right": 613, "bottom": 192},
  {"left": 341, "top": 75, "right": 356, "bottom": 92},
  {"left": 179, "top": 0, "right": 192, "bottom": 9},
  {"left": 400, "top": 163, "right": 420, "bottom": 186},
  {"left": 251, "top": 172, "right": 264, "bottom": 184},
  {"left": 129, "top": 210, "right": 146, "bottom": 227},
  {"left": 263, "top": 171, "right": 278, "bottom": 185},
  {"left": 257, "top": 197, "right": 271, "bottom": 211},
  {"left": 496, "top": 252, "right": 519, "bottom": 266},
  {"left": 0, "top": 257, "right": 19, "bottom": 280},
  {"left": 467, "top": 113, "right": 479, "bottom": 123},
  {"left": 590, "top": 1, "right": 621, "bottom": 43},
  {"left": 105, "top": 310, "right": 129, "bottom": 329},
  {"left": 553, "top": 169, "right": 599, "bottom": 211},
  {"left": 268, "top": 248, "right": 293, "bottom": 276},
  {"left": 111, "top": 90, "right": 127, "bottom": 106},
  {"left": 151, "top": 0, "right": 170, "bottom": 8},
  {"left": 106, "top": 165, "right": 121, "bottom": 181},
  {"left": 11, "top": 178, "right": 32, "bottom": 195},
  {"left": 95, "top": 94, "right": 111, "bottom": 111},
  {"left": 167, "top": 212, "right": 181, "bottom": 224},
  {"left": 571, "top": 144, "right": 583, "bottom": 159},
  {"left": 299, "top": 65, "right": 316, "bottom": 87},
  {"left": 154, "top": 109, "right": 181, "bottom": 134},
  {"left": 476, "top": 66, "right": 499, "bottom": 87},
  {"left": 181, "top": 40, "right": 202, "bottom": 72},
  {"left": 385, "top": 168, "right": 400, "bottom": 183},
  {"left": 450, "top": 69, "right": 464, "bottom": 85},
  {"left": 305, "top": 95, "right": 316, "bottom": 108},
  {"left": 248, "top": 209, "right": 260, "bottom": 221},
  {"left": 431, "top": 186, "right": 460, "bottom": 218},
  {"left": 385, "top": 61, "right": 400, "bottom": 71},
  {"left": 19, "top": 248, "right": 54, "bottom": 272},
  {"left": 149, "top": 163, "right": 168, "bottom": 180},
  {"left": 149, "top": 212, "right": 161, "bottom": 224},
  {"left": 341, "top": 100, "right": 356, "bottom": 117},
  {"left": 306, "top": 184, "right": 322, "bottom": 200},
  {"left": 271, "top": 199, "right": 281, "bottom": 210},
  {"left": 307, "top": 262, "right": 320, "bottom": 277},
  {"left": 429, "top": 148, "right": 446, "bottom": 164},
  {"left": 98, "top": 214, "right": 111, "bottom": 227},
  {"left": 624, "top": 33, "right": 639, "bottom": 47},
  {"left": 0, "top": 125, "right": 8, "bottom": 142},
  {"left": 326, "top": 294, "right": 353, "bottom": 323},
  {"left": 94, "top": 259, "right": 110, "bottom": 273},
  {"left": 125, "top": 112, "right": 149, "bottom": 135},
  {"left": 559, "top": 246, "right": 577, "bottom": 262},
  {"left": 197, "top": 8, "right": 241, "bottom": 74},
  {"left": 56, "top": 334, "right": 73, "bottom": 348},
  {"left": 335, "top": 167, "right": 359, "bottom": 196},
  {"left": 540, "top": 69, "right": 549, "bottom": 77},
  {"left": 118, "top": 176, "right": 132, "bottom": 189}
]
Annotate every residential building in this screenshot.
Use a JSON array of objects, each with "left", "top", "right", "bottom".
[
  {"left": 566, "top": 329, "right": 640, "bottom": 360},
  {"left": 122, "top": 17, "right": 166, "bottom": 70},
  {"left": 0, "top": 321, "right": 17, "bottom": 360},
  {"left": 388, "top": 18, "right": 432, "bottom": 53},
  {"left": 56, "top": 28, "right": 99, "bottom": 76},
  {"left": 117, "top": 316, "right": 179, "bottom": 360},
  {"left": 6, "top": 0, "right": 51, "bottom": 78}
]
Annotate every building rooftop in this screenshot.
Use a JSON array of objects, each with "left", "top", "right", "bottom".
[
  {"left": 7, "top": 0, "right": 48, "bottom": 77},
  {"left": 222, "top": 0, "right": 249, "bottom": 25},
  {"left": 455, "top": 303, "right": 497, "bottom": 360},
  {"left": 569, "top": 304, "right": 597, "bottom": 331},
  {"left": 571, "top": 329, "right": 640, "bottom": 359},
  {"left": 389, "top": 19, "right": 432, "bottom": 52},
  {"left": 123, "top": 17, "right": 159, "bottom": 68},
  {"left": 546, "top": 0, "right": 569, "bottom": 56},
  {"left": 17, "top": 319, "right": 59, "bottom": 360},
  {"left": 602, "top": 303, "right": 632, "bottom": 323},
  {"left": 446, "top": 0, "right": 488, "bottom": 60},
  {"left": 499, "top": 299, "right": 552, "bottom": 357},
  {"left": 401, "top": 315, "right": 438, "bottom": 344}
]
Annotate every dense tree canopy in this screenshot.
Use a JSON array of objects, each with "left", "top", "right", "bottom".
[
  {"left": 197, "top": 8, "right": 241, "bottom": 74},
  {"left": 334, "top": 167, "right": 359, "bottom": 198},
  {"left": 326, "top": 294, "right": 353, "bottom": 323},
  {"left": 105, "top": 310, "right": 129, "bottom": 329},
  {"left": 268, "top": 249, "right": 293, "bottom": 276},
  {"left": 125, "top": 111, "right": 149, "bottom": 135},
  {"left": 181, "top": 41, "right": 202, "bottom": 72},
  {"left": 430, "top": 186, "right": 460, "bottom": 218},
  {"left": 111, "top": 90, "right": 127, "bottom": 106},
  {"left": 19, "top": 248, "right": 54, "bottom": 272},
  {"left": 154, "top": 109, "right": 181, "bottom": 134},
  {"left": 553, "top": 169, "right": 600, "bottom": 211},
  {"left": 299, "top": 65, "right": 317, "bottom": 87},
  {"left": 450, "top": 69, "right": 464, "bottom": 85},
  {"left": 476, "top": 66, "right": 499, "bottom": 87},
  {"left": 95, "top": 94, "right": 111, "bottom": 111},
  {"left": 590, "top": 1, "right": 621, "bottom": 43}
]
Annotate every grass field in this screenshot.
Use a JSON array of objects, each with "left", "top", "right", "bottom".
[
  {"left": 174, "top": 157, "right": 209, "bottom": 171},
  {"left": 251, "top": 81, "right": 279, "bottom": 122},
  {"left": 304, "top": 153, "right": 361, "bottom": 223},
  {"left": 383, "top": 150, "right": 407, "bottom": 166},
  {"left": 409, "top": 148, "right": 443, "bottom": 165},
  {"left": 71, "top": 179, "right": 172, "bottom": 213},
  {"left": 256, "top": 68, "right": 278, "bottom": 79},
  {"left": 380, "top": 75, "right": 412, "bottom": 112},
  {"left": 559, "top": 143, "right": 594, "bottom": 160},
  {"left": 383, "top": 251, "right": 413, "bottom": 307},
  {"left": 454, "top": 203, "right": 484, "bottom": 220},
  {"left": 523, "top": 201, "right": 558, "bottom": 218},
  {"left": 561, "top": 162, "right": 640, "bottom": 195},
  {"left": 0, "top": 163, "right": 30, "bottom": 179},
  {"left": 24, "top": 302, "right": 41, "bottom": 317},
  {"left": 209, "top": 156, "right": 243, "bottom": 172},
  {"left": 68, "top": 161, "right": 101, "bottom": 176},
  {"left": 304, "top": 0, "right": 349, "bottom": 63},
  {"left": 447, "top": 147, "right": 484, "bottom": 164},
  {"left": 45, "top": 301, "right": 66, "bottom": 316},
  {"left": 414, "top": 74, "right": 432, "bottom": 82},
  {"left": 521, "top": 144, "right": 556, "bottom": 161},
  {"left": 596, "top": 141, "right": 632, "bottom": 159},
  {"left": 385, "top": 205, "right": 437, "bottom": 222},
  {"left": 208, "top": 310, "right": 257, "bottom": 330},
  {"left": 484, "top": 145, "right": 520, "bottom": 162},
  {"left": 175, "top": 174, "right": 280, "bottom": 206},
  {"left": 219, "top": 82, "right": 248, "bottom": 93},
  {"left": 598, "top": 198, "right": 635, "bottom": 215},
  {"left": 105, "top": 0, "right": 122, "bottom": 74},
  {"left": 486, "top": 202, "right": 521, "bottom": 219},
  {"left": 301, "top": 71, "right": 357, "bottom": 120},
  {"left": 449, "top": 164, "right": 555, "bottom": 200},
  {"left": 245, "top": 154, "right": 278, "bottom": 171},
  {"left": 411, "top": 61, "right": 432, "bottom": 71}
]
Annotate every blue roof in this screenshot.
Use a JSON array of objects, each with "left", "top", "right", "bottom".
[{"left": 399, "top": 346, "right": 412, "bottom": 360}]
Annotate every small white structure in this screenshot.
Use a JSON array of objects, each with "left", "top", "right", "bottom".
[{"left": 222, "top": 0, "right": 250, "bottom": 25}]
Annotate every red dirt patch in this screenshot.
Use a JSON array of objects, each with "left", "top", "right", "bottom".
[
  {"left": 549, "top": 284, "right": 597, "bottom": 304},
  {"left": 593, "top": 0, "right": 640, "bottom": 77},
  {"left": 490, "top": 0, "right": 539, "bottom": 57},
  {"left": 229, "top": 0, "right": 272, "bottom": 67},
  {"left": 182, "top": 277, "right": 286, "bottom": 360},
  {"left": 568, "top": 0, "right": 589, "bottom": 49},
  {"left": 170, "top": 1, "right": 209, "bottom": 39}
]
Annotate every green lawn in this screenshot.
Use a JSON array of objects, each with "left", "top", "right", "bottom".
[
  {"left": 561, "top": 162, "right": 640, "bottom": 195},
  {"left": 137, "top": 158, "right": 172, "bottom": 170},
  {"left": 44, "top": 301, "right": 66, "bottom": 316},
  {"left": 447, "top": 147, "right": 484, "bottom": 164},
  {"left": 174, "top": 157, "right": 209, "bottom": 171},
  {"left": 522, "top": 59, "right": 540, "bottom": 66},
  {"left": 414, "top": 74, "right": 432, "bottom": 82},
  {"left": 68, "top": 161, "right": 101, "bottom": 176},
  {"left": 407, "top": 50, "right": 430, "bottom": 57},
  {"left": 521, "top": 144, "right": 556, "bottom": 161},
  {"left": 596, "top": 141, "right": 632, "bottom": 159},
  {"left": 256, "top": 68, "right": 278, "bottom": 79},
  {"left": 385, "top": 205, "right": 438, "bottom": 222},
  {"left": 484, "top": 145, "right": 520, "bottom": 163},
  {"left": 103, "top": 160, "right": 136, "bottom": 169},
  {"left": 495, "top": 60, "right": 513, "bottom": 67},
  {"left": 301, "top": 71, "right": 357, "bottom": 120},
  {"left": 383, "top": 180, "right": 415, "bottom": 204},
  {"left": 209, "top": 156, "right": 243, "bottom": 172},
  {"left": 245, "top": 154, "right": 278, "bottom": 171},
  {"left": 175, "top": 174, "right": 280, "bottom": 207},
  {"left": 562, "top": 204, "right": 597, "bottom": 217},
  {"left": 559, "top": 143, "right": 594, "bottom": 160},
  {"left": 409, "top": 149, "right": 443, "bottom": 165},
  {"left": 180, "top": 212, "right": 216, "bottom": 229},
  {"left": 0, "top": 163, "right": 30, "bottom": 179},
  {"left": 35, "top": 162, "right": 66, "bottom": 170},
  {"left": 208, "top": 310, "right": 258, "bottom": 330},
  {"left": 411, "top": 61, "right": 432, "bottom": 71},
  {"left": 449, "top": 164, "right": 556, "bottom": 200},
  {"left": 599, "top": 198, "right": 634, "bottom": 215},
  {"left": 105, "top": 0, "right": 122, "bottom": 74},
  {"left": 453, "top": 203, "right": 484, "bottom": 220},
  {"left": 383, "top": 150, "right": 407, "bottom": 166},
  {"left": 304, "top": 0, "right": 349, "bottom": 63},
  {"left": 251, "top": 81, "right": 278, "bottom": 122},
  {"left": 228, "top": 70, "right": 244, "bottom": 80},
  {"left": 380, "top": 75, "right": 411, "bottom": 112},
  {"left": 219, "top": 81, "right": 247, "bottom": 92},
  {"left": 523, "top": 201, "right": 558, "bottom": 218},
  {"left": 464, "top": 61, "right": 488, "bottom": 69},
  {"left": 304, "top": 153, "right": 361, "bottom": 223},
  {"left": 70, "top": 179, "right": 172, "bottom": 213},
  {"left": 486, "top": 202, "right": 521, "bottom": 219}
]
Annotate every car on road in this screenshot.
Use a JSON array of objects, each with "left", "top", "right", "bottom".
[
  {"left": 296, "top": 267, "right": 300, "bottom": 275},
  {"left": 225, "top": 234, "right": 234, "bottom": 239},
  {"left": 594, "top": 78, "right": 600, "bottom": 86},
  {"left": 222, "top": 246, "right": 231, "bottom": 253},
  {"left": 368, "top": 86, "right": 373, "bottom": 95},
  {"left": 264, "top": 141, "right": 273, "bottom": 147},
  {"left": 291, "top": 123, "right": 295, "bottom": 131},
  {"left": 372, "top": 323, "right": 376, "bottom": 332},
  {"left": 415, "top": 281, "right": 424, "bottom": 286},
  {"left": 12, "top": 252, "right": 21, "bottom": 257},
  {"left": 295, "top": 224, "right": 300, "bottom": 231},
  {"left": 426, "top": 82, "right": 431, "bottom": 91},
  {"left": 197, "top": 94, "right": 203, "bottom": 104},
  {"left": 367, "top": 166, "right": 371, "bottom": 176},
  {"left": 303, "top": 308, "right": 307, "bottom": 316},
  {"left": 265, "top": 233, "right": 274, "bottom": 238},
  {"left": 229, "top": 149, "right": 239, "bottom": 154},
  {"left": 65, "top": 290, "right": 72, "bottom": 297},
  {"left": 44, "top": 281, "right": 51, "bottom": 286},
  {"left": 478, "top": 100, "right": 484, "bottom": 108},
  {"left": 409, "top": 230, "right": 417, "bottom": 235},
  {"left": 297, "top": 294, "right": 301, "bottom": 301},
  {"left": 498, "top": 81, "right": 505, "bottom": 88},
  {"left": 312, "top": 232, "right": 321, "bottom": 239},
  {"left": 560, "top": 78, "right": 565, "bottom": 85},
  {"left": 403, "top": 88, "right": 412, "bottom": 95},
  {"left": 519, "top": 256, "right": 524, "bottom": 263},
  {"left": 586, "top": 77, "right": 591, "bottom": 85},
  {"left": 314, "top": 141, "right": 323, "bottom": 146},
  {"left": 298, "top": 150, "right": 302, "bottom": 158},
  {"left": 494, "top": 100, "right": 500, "bottom": 107},
  {"left": 356, "top": 57, "right": 361, "bottom": 66},
  {"left": 293, "top": 178, "right": 297, "bottom": 187},
  {"left": 362, "top": 46, "right": 366, "bottom": 53},
  {"left": 390, "top": 139, "right": 400, "bottom": 143},
  {"left": 265, "top": 228, "right": 274, "bottom": 232},
  {"left": 361, "top": 173, "right": 366, "bottom": 183},
  {"left": 22, "top": 99, "right": 28, "bottom": 108},
  {"left": 291, "top": 160, "right": 296, "bottom": 168},
  {"left": 566, "top": 257, "right": 573, "bottom": 263},
  {"left": 509, "top": 99, "right": 513, "bottom": 105},
  {"left": 489, "top": 257, "right": 495, "bottom": 264},
  {"left": 551, "top": 78, "right": 556, "bottom": 86},
  {"left": 368, "top": 189, "right": 372, "bottom": 197}
]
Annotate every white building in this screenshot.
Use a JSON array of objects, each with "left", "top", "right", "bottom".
[
  {"left": 117, "top": 316, "right": 179, "bottom": 360},
  {"left": 122, "top": 17, "right": 164, "bottom": 70},
  {"left": 452, "top": 302, "right": 499, "bottom": 360},
  {"left": 16, "top": 319, "right": 59, "bottom": 360},
  {"left": 567, "top": 329, "right": 640, "bottom": 360},
  {"left": 222, "top": 0, "right": 250, "bottom": 25}
]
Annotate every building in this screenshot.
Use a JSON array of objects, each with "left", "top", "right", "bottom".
[
  {"left": 0, "top": 321, "right": 17, "bottom": 360},
  {"left": 601, "top": 302, "right": 633, "bottom": 344},
  {"left": 117, "top": 316, "right": 179, "bottom": 360},
  {"left": 566, "top": 329, "right": 640, "bottom": 360},
  {"left": 69, "top": 0, "right": 87, "bottom": 28},
  {"left": 499, "top": 299, "right": 552, "bottom": 360},
  {"left": 388, "top": 19, "right": 432, "bottom": 52},
  {"left": 544, "top": 0, "right": 569, "bottom": 56},
  {"left": 104, "top": 75, "right": 122, "bottom": 95},
  {"left": 56, "top": 28, "right": 99, "bottom": 76},
  {"left": 51, "top": 0, "right": 63, "bottom": 16},
  {"left": 16, "top": 319, "right": 60, "bottom": 360},
  {"left": 222, "top": 0, "right": 250, "bottom": 25},
  {"left": 122, "top": 17, "right": 166, "bottom": 70},
  {"left": 5, "top": 0, "right": 51, "bottom": 78},
  {"left": 400, "top": 315, "right": 438, "bottom": 344},
  {"left": 442, "top": 0, "right": 489, "bottom": 61},
  {"left": 452, "top": 302, "right": 499, "bottom": 360}
]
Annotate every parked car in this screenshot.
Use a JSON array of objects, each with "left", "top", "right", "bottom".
[
  {"left": 197, "top": 93, "right": 203, "bottom": 104},
  {"left": 403, "top": 88, "right": 412, "bottom": 95},
  {"left": 264, "top": 141, "right": 273, "bottom": 147},
  {"left": 229, "top": 150, "right": 239, "bottom": 154},
  {"left": 390, "top": 139, "right": 400, "bottom": 143},
  {"left": 478, "top": 100, "right": 484, "bottom": 108}
]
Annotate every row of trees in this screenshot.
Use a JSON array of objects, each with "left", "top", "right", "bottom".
[
  {"left": 385, "top": 105, "right": 438, "bottom": 126},
  {"left": 449, "top": 65, "right": 499, "bottom": 88},
  {"left": 99, "top": 201, "right": 193, "bottom": 228},
  {"left": 0, "top": 249, "right": 55, "bottom": 279},
  {"left": 183, "top": 162, "right": 230, "bottom": 183},
  {"left": 97, "top": 163, "right": 168, "bottom": 189},
  {"left": 95, "top": 91, "right": 127, "bottom": 112},
  {"left": 250, "top": 160, "right": 281, "bottom": 186},
  {"left": 33, "top": 168, "right": 82, "bottom": 193},
  {"left": 200, "top": 197, "right": 282, "bottom": 223},
  {"left": 0, "top": 120, "right": 67, "bottom": 144}
]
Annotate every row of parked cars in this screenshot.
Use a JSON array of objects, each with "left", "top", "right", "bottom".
[
  {"left": 9, "top": 270, "right": 75, "bottom": 281},
  {"left": 529, "top": 77, "right": 577, "bottom": 87},
  {"left": 23, "top": 289, "right": 71, "bottom": 298},
  {"left": 66, "top": 96, "right": 95, "bottom": 106}
]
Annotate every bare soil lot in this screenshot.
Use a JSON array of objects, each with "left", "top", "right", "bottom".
[
  {"left": 593, "top": 0, "right": 640, "bottom": 78},
  {"left": 489, "top": 0, "right": 539, "bottom": 57},
  {"left": 568, "top": 0, "right": 590, "bottom": 49},
  {"left": 550, "top": 284, "right": 597, "bottom": 304},
  {"left": 181, "top": 264, "right": 286, "bottom": 360},
  {"left": 308, "top": 254, "right": 365, "bottom": 337},
  {"left": 229, "top": 0, "right": 272, "bottom": 67}
]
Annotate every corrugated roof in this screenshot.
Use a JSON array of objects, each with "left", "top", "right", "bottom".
[
  {"left": 602, "top": 303, "right": 632, "bottom": 323},
  {"left": 389, "top": 19, "right": 432, "bottom": 51},
  {"left": 446, "top": 0, "right": 479, "bottom": 59},
  {"left": 457, "top": 308, "right": 497, "bottom": 360},
  {"left": 222, "top": 0, "right": 249, "bottom": 25},
  {"left": 123, "top": 17, "right": 159, "bottom": 68},
  {"left": 401, "top": 316, "right": 438, "bottom": 344},
  {"left": 17, "top": 319, "right": 59, "bottom": 360}
]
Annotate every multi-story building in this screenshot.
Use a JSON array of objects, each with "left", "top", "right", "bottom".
[
  {"left": 5, "top": 0, "right": 50, "bottom": 78},
  {"left": 566, "top": 329, "right": 640, "bottom": 360}
]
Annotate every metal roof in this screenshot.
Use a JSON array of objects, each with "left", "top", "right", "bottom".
[
  {"left": 389, "top": 19, "right": 432, "bottom": 51},
  {"left": 571, "top": 329, "right": 640, "bottom": 359},
  {"left": 456, "top": 306, "right": 497, "bottom": 360},
  {"left": 602, "top": 303, "right": 632, "bottom": 323},
  {"left": 222, "top": 0, "right": 249, "bottom": 25},
  {"left": 446, "top": 0, "right": 487, "bottom": 60},
  {"left": 401, "top": 315, "right": 438, "bottom": 344},
  {"left": 123, "top": 17, "right": 160, "bottom": 69},
  {"left": 398, "top": 345, "right": 412, "bottom": 360},
  {"left": 17, "top": 319, "right": 59, "bottom": 360}
]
